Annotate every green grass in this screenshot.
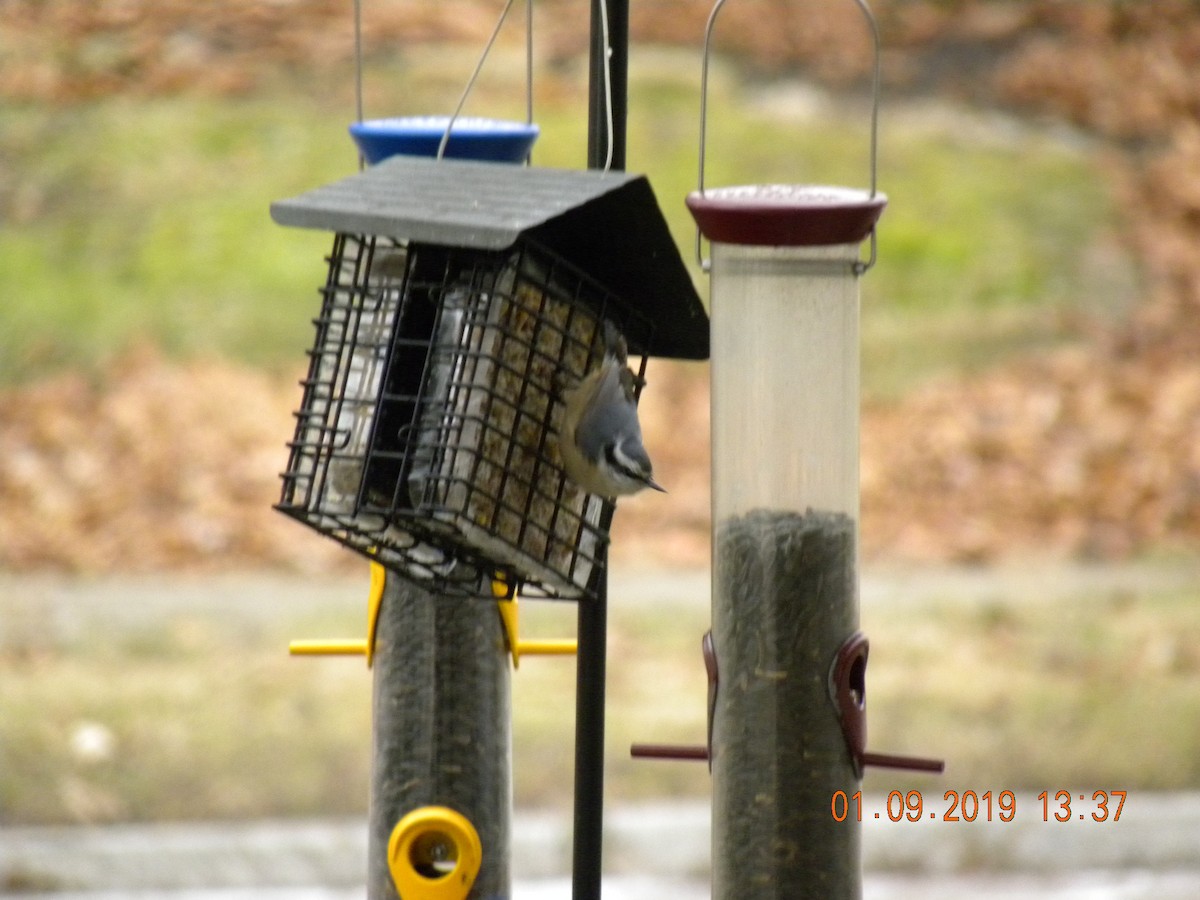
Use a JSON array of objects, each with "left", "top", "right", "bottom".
[
  {"left": 2, "top": 572, "right": 1197, "bottom": 824},
  {"left": 863, "top": 584, "right": 1200, "bottom": 794},
  {"left": 0, "top": 50, "right": 1130, "bottom": 395},
  {"left": 0, "top": 602, "right": 372, "bottom": 823},
  {"left": 0, "top": 96, "right": 339, "bottom": 379}
]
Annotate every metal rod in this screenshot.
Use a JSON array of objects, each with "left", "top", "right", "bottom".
[
  {"left": 573, "top": 6, "right": 629, "bottom": 897},
  {"left": 854, "top": 0, "right": 882, "bottom": 273},
  {"left": 630, "top": 744, "right": 710, "bottom": 761},
  {"left": 573, "top": 563, "right": 608, "bottom": 900},
  {"left": 696, "top": 0, "right": 728, "bottom": 196},
  {"left": 854, "top": 0, "right": 881, "bottom": 199},
  {"left": 526, "top": 0, "right": 535, "bottom": 125},
  {"left": 353, "top": 0, "right": 364, "bottom": 170},
  {"left": 861, "top": 751, "right": 946, "bottom": 773},
  {"left": 439, "top": 0, "right": 518, "bottom": 160}
]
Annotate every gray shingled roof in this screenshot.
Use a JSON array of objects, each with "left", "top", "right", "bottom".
[{"left": 270, "top": 155, "right": 709, "bottom": 360}]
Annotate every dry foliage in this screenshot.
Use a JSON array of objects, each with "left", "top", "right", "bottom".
[
  {"left": 0, "top": 348, "right": 351, "bottom": 572},
  {"left": 3, "top": 1, "right": 1200, "bottom": 570}
]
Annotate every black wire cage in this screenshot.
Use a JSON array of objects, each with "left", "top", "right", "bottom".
[
  {"left": 271, "top": 156, "right": 708, "bottom": 602},
  {"left": 279, "top": 232, "right": 652, "bottom": 600}
]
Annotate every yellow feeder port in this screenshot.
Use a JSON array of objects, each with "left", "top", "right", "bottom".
[
  {"left": 288, "top": 562, "right": 387, "bottom": 667},
  {"left": 388, "top": 805, "right": 482, "bottom": 900}
]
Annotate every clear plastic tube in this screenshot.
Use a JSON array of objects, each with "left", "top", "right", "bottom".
[
  {"left": 709, "top": 240, "right": 862, "bottom": 899},
  {"left": 711, "top": 242, "right": 860, "bottom": 522}
]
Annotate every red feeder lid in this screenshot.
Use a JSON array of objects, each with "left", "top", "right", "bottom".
[{"left": 687, "top": 184, "right": 886, "bottom": 247}]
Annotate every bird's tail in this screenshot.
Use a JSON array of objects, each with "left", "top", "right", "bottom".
[{"left": 602, "top": 319, "right": 628, "bottom": 365}]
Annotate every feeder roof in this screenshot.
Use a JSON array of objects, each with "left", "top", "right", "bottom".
[{"left": 271, "top": 156, "right": 709, "bottom": 360}]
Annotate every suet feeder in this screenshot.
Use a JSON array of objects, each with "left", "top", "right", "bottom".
[{"left": 270, "top": 155, "right": 707, "bottom": 603}]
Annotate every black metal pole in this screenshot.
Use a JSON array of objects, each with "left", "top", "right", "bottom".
[
  {"left": 574, "top": 5, "right": 628, "bottom": 899},
  {"left": 572, "top": 561, "right": 608, "bottom": 900},
  {"left": 587, "top": 0, "right": 628, "bottom": 171}
]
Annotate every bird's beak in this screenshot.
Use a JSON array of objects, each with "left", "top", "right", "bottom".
[{"left": 644, "top": 475, "right": 667, "bottom": 493}]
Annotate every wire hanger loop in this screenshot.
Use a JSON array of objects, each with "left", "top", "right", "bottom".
[{"left": 695, "top": 0, "right": 881, "bottom": 271}]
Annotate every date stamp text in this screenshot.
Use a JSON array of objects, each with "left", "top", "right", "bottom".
[{"left": 831, "top": 789, "right": 1127, "bottom": 823}]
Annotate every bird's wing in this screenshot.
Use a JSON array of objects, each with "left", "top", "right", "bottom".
[{"left": 574, "top": 362, "right": 639, "bottom": 460}]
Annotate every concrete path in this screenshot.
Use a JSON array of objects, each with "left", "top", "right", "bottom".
[
  {"left": 4, "top": 558, "right": 1198, "bottom": 642},
  {"left": 3, "top": 796, "right": 1198, "bottom": 898}
]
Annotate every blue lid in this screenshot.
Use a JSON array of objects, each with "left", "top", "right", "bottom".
[{"left": 349, "top": 116, "right": 540, "bottom": 165}]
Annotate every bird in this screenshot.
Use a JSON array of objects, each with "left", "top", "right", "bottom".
[{"left": 557, "top": 321, "right": 666, "bottom": 497}]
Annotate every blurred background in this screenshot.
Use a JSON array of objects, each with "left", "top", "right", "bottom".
[{"left": 2, "top": 0, "right": 1199, "bottom": 895}]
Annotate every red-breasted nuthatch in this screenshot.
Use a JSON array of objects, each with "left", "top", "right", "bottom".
[{"left": 558, "top": 322, "right": 666, "bottom": 497}]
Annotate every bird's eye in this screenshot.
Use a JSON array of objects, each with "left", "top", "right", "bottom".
[{"left": 604, "top": 443, "right": 642, "bottom": 481}]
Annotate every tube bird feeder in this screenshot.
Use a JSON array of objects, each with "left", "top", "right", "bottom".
[
  {"left": 692, "top": 194, "right": 881, "bottom": 900},
  {"left": 687, "top": 1, "right": 897, "bottom": 896}
]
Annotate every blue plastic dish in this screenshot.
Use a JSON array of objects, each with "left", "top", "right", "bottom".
[{"left": 349, "top": 116, "right": 540, "bottom": 164}]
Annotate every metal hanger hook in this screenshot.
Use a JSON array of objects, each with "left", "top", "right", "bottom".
[{"left": 695, "top": 0, "right": 882, "bottom": 269}]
